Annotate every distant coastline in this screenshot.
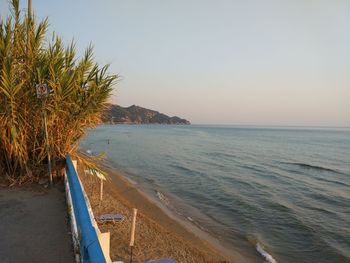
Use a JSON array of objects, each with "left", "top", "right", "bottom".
[{"left": 102, "top": 104, "right": 190, "bottom": 125}]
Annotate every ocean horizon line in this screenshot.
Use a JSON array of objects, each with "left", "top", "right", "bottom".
[{"left": 107, "top": 123, "right": 350, "bottom": 130}]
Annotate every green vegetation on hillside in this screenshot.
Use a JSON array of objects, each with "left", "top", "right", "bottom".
[
  {"left": 102, "top": 104, "right": 190, "bottom": 124},
  {"left": 0, "top": 1, "right": 117, "bottom": 181}
]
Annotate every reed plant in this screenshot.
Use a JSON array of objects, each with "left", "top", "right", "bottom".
[{"left": 0, "top": 0, "right": 117, "bottom": 181}]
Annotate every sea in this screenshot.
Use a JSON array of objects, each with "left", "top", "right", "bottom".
[{"left": 80, "top": 125, "right": 350, "bottom": 263}]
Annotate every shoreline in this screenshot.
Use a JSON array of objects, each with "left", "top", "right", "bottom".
[
  {"left": 102, "top": 164, "right": 247, "bottom": 262},
  {"left": 79, "top": 161, "right": 242, "bottom": 262},
  {"left": 90, "top": 161, "right": 255, "bottom": 263}
]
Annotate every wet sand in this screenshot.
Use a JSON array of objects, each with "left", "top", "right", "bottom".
[{"left": 79, "top": 164, "right": 239, "bottom": 263}]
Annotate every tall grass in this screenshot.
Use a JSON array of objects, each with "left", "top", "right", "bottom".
[{"left": 0, "top": 0, "right": 117, "bottom": 180}]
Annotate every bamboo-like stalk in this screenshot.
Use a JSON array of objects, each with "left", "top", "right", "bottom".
[
  {"left": 0, "top": 0, "right": 118, "bottom": 180},
  {"left": 28, "top": 0, "right": 32, "bottom": 17}
]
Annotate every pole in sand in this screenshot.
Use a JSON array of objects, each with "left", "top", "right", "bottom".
[
  {"left": 129, "top": 208, "right": 138, "bottom": 263},
  {"left": 100, "top": 177, "right": 103, "bottom": 201}
]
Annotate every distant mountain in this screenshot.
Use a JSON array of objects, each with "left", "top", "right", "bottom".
[{"left": 102, "top": 104, "right": 190, "bottom": 125}]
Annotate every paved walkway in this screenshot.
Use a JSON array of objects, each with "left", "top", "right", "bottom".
[{"left": 0, "top": 184, "right": 75, "bottom": 263}]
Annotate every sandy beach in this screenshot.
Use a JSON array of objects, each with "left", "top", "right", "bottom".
[{"left": 78, "top": 163, "right": 236, "bottom": 263}]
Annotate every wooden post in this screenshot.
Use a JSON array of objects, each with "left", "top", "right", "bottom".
[
  {"left": 129, "top": 208, "right": 137, "bottom": 263},
  {"left": 43, "top": 110, "right": 53, "bottom": 186},
  {"left": 100, "top": 178, "right": 103, "bottom": 201}
]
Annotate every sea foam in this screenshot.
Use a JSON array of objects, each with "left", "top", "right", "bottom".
[
  {"left": 156, "top": 191, "right": 170, "bottom": 206},
  {"left": 256, "top": 243, "right": 278, "bottom": 263}
]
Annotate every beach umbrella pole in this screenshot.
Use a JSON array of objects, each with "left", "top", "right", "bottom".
[
  {"left": 129, "top": 208, "right": 137, "bottom": 263},
  {"left": 129, "top": 246, "right": 133, "bottom": 263},
  {"left": 100, "top": 178, "right": 103, "bottom": 201}
]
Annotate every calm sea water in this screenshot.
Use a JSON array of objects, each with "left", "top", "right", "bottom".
[{"left": 81, "top": 125, "right": 350, "bottom": 263}]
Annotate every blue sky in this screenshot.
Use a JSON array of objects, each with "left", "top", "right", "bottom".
[{"left": 1, "top": 0, "right": 350, "bottom": 126}]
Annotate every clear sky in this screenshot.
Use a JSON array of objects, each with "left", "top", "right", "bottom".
[{"left": 1, "top": 0, "right": 350, "bottom": 126}]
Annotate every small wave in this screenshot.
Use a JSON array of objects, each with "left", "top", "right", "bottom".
[
  {"left": 206, "top": 151, "right": 237, "bottom": 160},
  {"left": 316, "top": 177, "right": 350, "bottom": 187},
  {"left": 256, "top": 243, "right": 278, "bottom": 263},
  {"left": 169, "top": 164, "right": 195, "bottom": 175},
  {"left": 302, "top": 204, "right": 335, "bottom": 216},
  {"left": 145, "top": 178, "right": 155, "bottom": 184},
  {"left": 283, "top": 162, "right": 342, "bottom": 174},
  {"left": 187, "top": 216, "right": 194, "bottom": 222},
  {"left": 156, "top": 191, "right": 170, "bottom": 206},
  {"left": 155, "top": 190, "right": 213, "bottom": 234}
]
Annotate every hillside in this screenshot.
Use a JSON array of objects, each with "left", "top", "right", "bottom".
[{"left": 102, "top": 104, "right": 190, "bottom": 125}]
